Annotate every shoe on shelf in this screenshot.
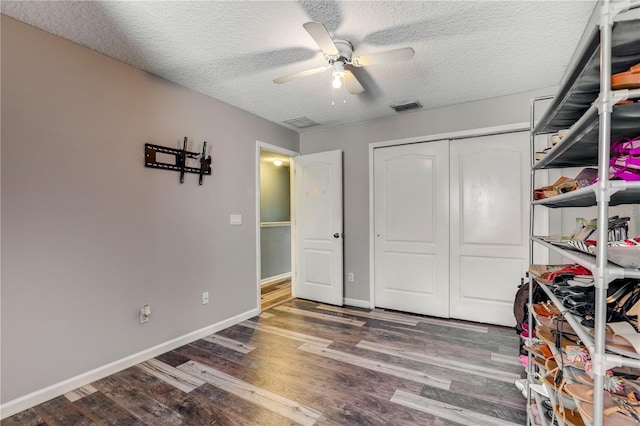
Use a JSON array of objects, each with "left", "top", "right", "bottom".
[
  {"left": 612, "top": 135, "right": 640, "bottom": 157},
  {"left": 612, "top": 63, "right": 640, "bottom": 90},
  {"left": 519, "top": 354, "right": 529, "bottom": 369},
  {"left": 574, "top": 167, "right": 598, "bottom": 187},
  {"left": 536, "top": 264, "right": 592, "bottom": 285},
  {"left": 554, "top": 406, "right": 586, "bottom": 426},
  {"left": 534, "top": 176, "right": 579, "bottom": 200},
  {"left": 529, "top": 264, "right": 572, "bottom": 278},
  {"left": 514, "top": 378, "right": 528, "bottom": 397},
  {"left": 577, "top": 400, "right": 640, "bottom": 426}
]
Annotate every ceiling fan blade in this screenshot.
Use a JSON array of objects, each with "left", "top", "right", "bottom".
[
  {"left": 344, "top": 70, "right": 364, "bottom": 94},
  {"left": 273, "top": 65, "right": 331, "bottom": 84},
  {"left": 303, "top": 22, "right": 339, "bottom": 56},
  {"left": 351, "top": 47, "right": 415, "bottom": 67}
]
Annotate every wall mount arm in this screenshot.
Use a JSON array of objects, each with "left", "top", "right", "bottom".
[{"left": 144, "top": 137, "right": 212, "bottom": 185}]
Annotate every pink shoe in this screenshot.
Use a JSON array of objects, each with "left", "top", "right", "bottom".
[
  {"left": 519, "top": 354, "right": 529, "bottom": 368},
  {"left": 612, "top": 136, "right": 640, "bottom": 156},
  {"left": 520, "top": 329, "right": 536, "bottom": 339}
]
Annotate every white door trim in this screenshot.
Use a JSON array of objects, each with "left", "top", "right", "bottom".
[
  {"left": 255, "top": 141, "right": 299, "bottom": 312},
  {"left": 368, "top": 122, "right": 529, "bottom": 309}
]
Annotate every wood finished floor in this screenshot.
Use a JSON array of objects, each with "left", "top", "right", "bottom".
[
  {"left": 2, "top": 299, "right": 527, "bottom": 425},
  {"left": 261, "top": 280, "right": 292, "bottom": 310}
]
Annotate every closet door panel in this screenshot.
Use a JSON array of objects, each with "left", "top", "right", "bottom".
[
  {"left": 459, "top": 150, "right": 524, "bottom": 247},
  {"left": 459, "top": 256, "right": 526, "bottom": 302},
  {"left": 373, "top": 141, "right": 450, "bottom": 317},
  {"left": 449, "top": 132, "right": 529, "bottom": 326}
]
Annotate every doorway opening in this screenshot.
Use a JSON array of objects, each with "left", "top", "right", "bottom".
[{"left": 257, "top": 144, "right": 296, "bottom": 310}]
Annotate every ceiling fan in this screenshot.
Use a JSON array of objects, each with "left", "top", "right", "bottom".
[{"left": 273, "top": 22, "right": 415, "bottom": 94}]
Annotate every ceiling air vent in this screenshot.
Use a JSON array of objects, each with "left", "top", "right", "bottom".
[
  {"left": 283, "top": 116, "right": 320, "bottom": 129},
  {"left": 391, "top": 101, "right": 422, "bottom": 113}
]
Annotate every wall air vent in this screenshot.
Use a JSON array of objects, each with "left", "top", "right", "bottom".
[
  {"left": 283, "top": 116, "right": 320, "bottom": 129},
  {"left": 390, "top": 101, "right": 422, "bottom": 113}
]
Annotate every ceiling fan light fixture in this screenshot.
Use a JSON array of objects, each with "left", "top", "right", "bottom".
[
  {"left": 332, "top": 61, "right": 345, "bottom": 89},
  {"left": 332, "top": 74, "right": 343, "bottom": 89}
]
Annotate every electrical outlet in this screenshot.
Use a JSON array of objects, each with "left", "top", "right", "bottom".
[
  {"left": 139, "top": 305, "right": 150, "bottom": 324},
  {"left": 348, "top": 272, "right": 354, "bottom": 282},
  {"left": 202, "top": 292, "right": 209, "bottom": 305}
]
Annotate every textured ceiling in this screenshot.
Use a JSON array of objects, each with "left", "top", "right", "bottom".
[{"left": 1, "top": 1, "right": 597, "bottom": 133}]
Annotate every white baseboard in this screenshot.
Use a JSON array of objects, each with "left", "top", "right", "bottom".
[
  {"left": 260, "top": 272, "right": 291, "bottom": 286},
  {"left": 343, "top": 298, "right": 371, "bottom": 309},
  {"left": 0, "top": 307, "right": 260, "bottom": 419}
]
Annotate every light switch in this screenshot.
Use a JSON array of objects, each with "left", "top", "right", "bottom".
[{"left": 230, "top": 214, "right": 242, "bottom": 225}]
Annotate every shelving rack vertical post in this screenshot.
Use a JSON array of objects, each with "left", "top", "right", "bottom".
[{"left": 528, "top": 0, "right": 640, "bottom": 424}]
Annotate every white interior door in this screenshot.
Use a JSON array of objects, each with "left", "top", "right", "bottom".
[
  {"left": 449, "top": 132, "right": 529, "bottom": 326},
  {"left": 373, "top": 141, "right": 450, "bottom": 317},
  {"left": 293, "top": 150, "right": 343, "bottom": 306}
]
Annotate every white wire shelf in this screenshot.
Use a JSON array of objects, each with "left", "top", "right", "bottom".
[
  {"left": 532, "top": 181, "right": 640, "bottom": 208},
  {"left": 532, "top": 10, "right": 640, "bottom": 135},
  {"left": 531, "top": 237, "right": 640, "bottom": 279}
]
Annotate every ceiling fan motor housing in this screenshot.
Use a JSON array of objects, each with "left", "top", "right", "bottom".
[{"left": 330, "top": 39, "right": 354, "bottom": 63}]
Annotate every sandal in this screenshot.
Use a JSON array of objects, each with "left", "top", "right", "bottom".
[
  {"left": 533, "top": 301, "right": 562, "bottom": 317},
  {"left": 612, "top": 64, "right": 640, "bottom": 90},
  {"left": 554, "top": 405, "right": 586, "bottom": 426},
  {"left": 578, "top": 400, "right": 640, "bottom": 425},
  {"left": 524, "top": 342, "right": 553, "bottom": 359},
  {"left": 612, "top": 136, "right": 640, "bottom": 157},
  {"left": 534, "top": 176, "right": 579, "bottom": 199}
]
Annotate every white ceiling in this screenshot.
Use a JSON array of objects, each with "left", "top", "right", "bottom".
[{"left": 1, "top": 1, "right": 597, "bottom": 133}]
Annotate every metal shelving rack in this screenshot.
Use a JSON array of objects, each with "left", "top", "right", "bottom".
[{"left": 528, "top": 1, "right": 640, "bottom": 424}]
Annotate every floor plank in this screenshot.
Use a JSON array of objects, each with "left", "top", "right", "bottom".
[
  {"left": 177, "top": 360, "right": 322, "bottom": 425},
  {"left": 71, "top": 391, "right": 145, "bottom": 426},
  {"left": 201, "top": 333, "right": 256, "bottom": 354},
  {"left": 32, "top": 396, "right": 95, "bottom": 426},
  {"left": 0, "top": 408, "right": 47, "bottom": 426},
  {"left": 273, "top": 305, "right": 367, "bottom": 327},
  {"left": 355, "top": 340, "right": 521, "bottom": 383},
  {"left": 92, "top": 370, "right": 185, "bottom": 425},
  {"left": 63, "top": 385, "right": 98, "bottom": 403},
  {"left": 138, "top": 358, "right": 205, "bottom": 393},
  {"left": 298, "top": 343, "right": 452, "bottom": 390},
  {"left": 238, "top": 319, "right": 333, "bottom": 346},
  {"left": 391, "top": 389, "right": 522, "bottom": 426}
]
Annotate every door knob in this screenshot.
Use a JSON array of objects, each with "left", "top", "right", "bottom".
[{"left": 333, "top": 233, "right": 341, "bottom": 238}]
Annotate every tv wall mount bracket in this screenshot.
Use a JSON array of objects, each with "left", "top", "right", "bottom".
[{"left": 144, "top": 137, "right": 212, "bottom": 185}]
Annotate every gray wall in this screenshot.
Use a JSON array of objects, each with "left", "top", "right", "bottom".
[
  {"left": 299, "top": 88, "right": 555, "bottom": 302},
  {"left": 1, "top": 15, "right": 298, "bottom": 403},
  {"left": 259, "top": 161, "right": 291, "bottom": 279},
  {"left": 260, "top": 226, "right": 292, "bottom": 279}
]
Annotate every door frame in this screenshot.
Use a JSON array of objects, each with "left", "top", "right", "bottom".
[
  {"left": 368, "top": 122, "right": 531, "bottom": 309},
  {"left": 255, "top": 141, "right": 299, "bottom": 312}
]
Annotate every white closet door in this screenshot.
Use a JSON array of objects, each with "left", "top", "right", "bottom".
[
  {"left": 373, "top": 141, "right": 450, "bottom": 317},
  {"left": 449, "top": 132, "right": 529, "bottom": 326}
]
